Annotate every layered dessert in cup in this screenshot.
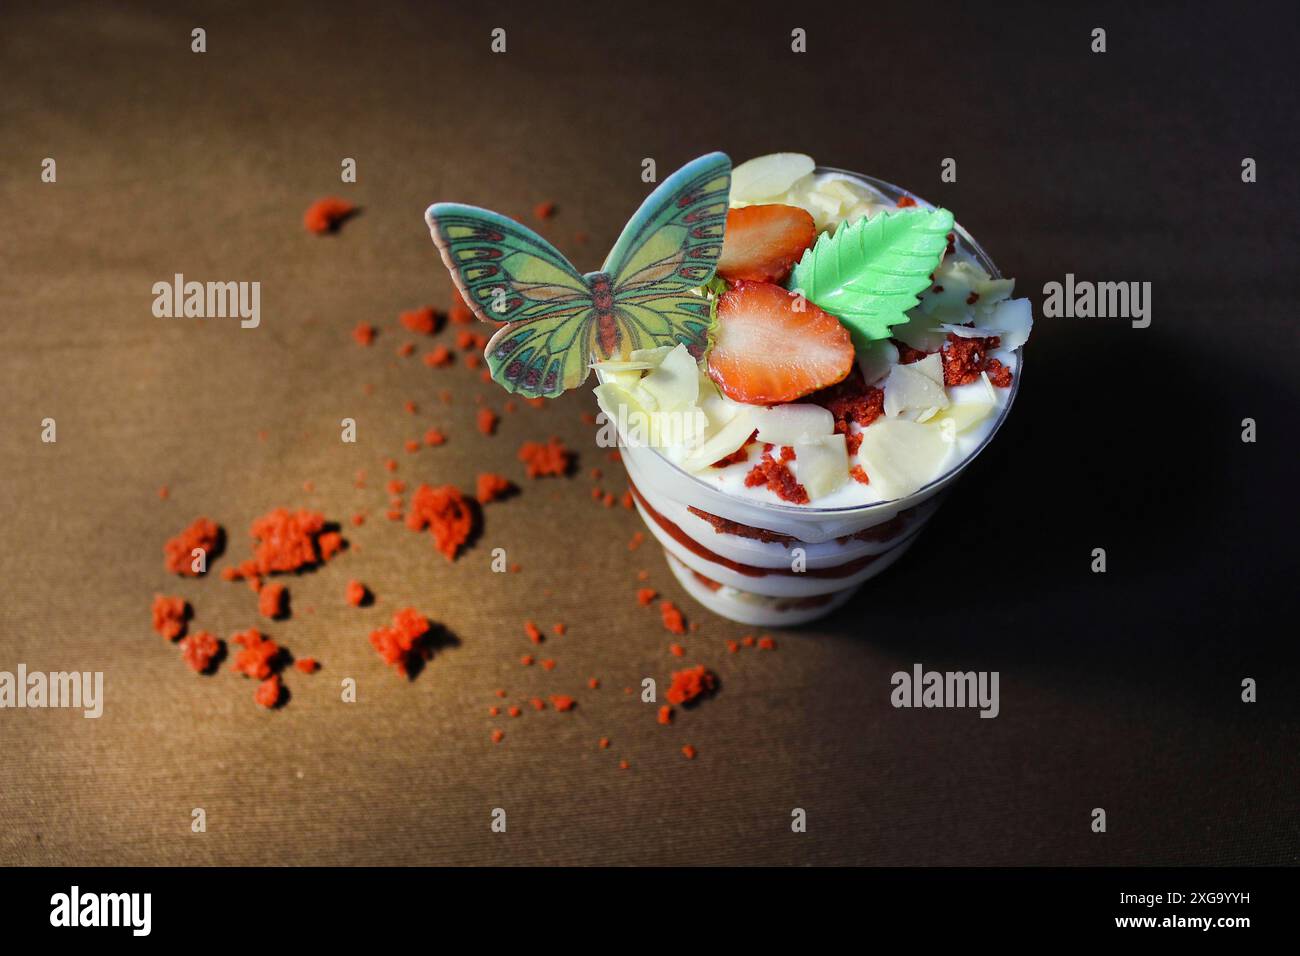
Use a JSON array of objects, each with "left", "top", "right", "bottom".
[
  {"left": 425, "top": 151, "right": 1032, "bottom": 627},
  {"left": 592, "top": 154, "right": 1032, "bottom": 626}
]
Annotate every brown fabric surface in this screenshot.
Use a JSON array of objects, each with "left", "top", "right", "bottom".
[{"left": 0, "top": 1, "right": 1296, "bottom": 866}]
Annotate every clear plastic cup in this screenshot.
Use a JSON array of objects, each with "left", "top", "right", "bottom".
[{"left": 606, "top": 168, "right": 1023, "bottom": 626}]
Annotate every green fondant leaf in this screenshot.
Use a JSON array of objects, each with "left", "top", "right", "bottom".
[{"left": 788, "top": 207, "right": 955, "bottom": 349}]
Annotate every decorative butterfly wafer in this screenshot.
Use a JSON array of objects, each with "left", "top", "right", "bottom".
[{"left": 426, "top": 152, "right": 731, "bottom": 399}]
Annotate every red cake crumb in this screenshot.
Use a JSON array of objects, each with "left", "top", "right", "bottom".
[
  {"left": 669, "top": 643, "right": 685, "bottom": 657},
  {"left": 518, "top": 438, "right": 573, "bottom": 478},
  {"left": 400, "top": 306, "right": 439, "bottom": 335},
  {"left": 525, "top": 620, "right": 543, "bottom": 644},
  {"left": 423, "top": 346, "right": 454, "bottom": 368},
  {"left": 424, "top": 428, "right": 447, "bottom": 447},
  {"left": 488, "top": 705, "right": 500, "bottom": 716},
  {"left": 659, "top": 601, "right": 686, "bottom": 635},
  {"left": 225, "top": 509, "right": 338, "bottom": 580},
  {"left": 742, "top": 635, "right": 756, "bottom": 648},
  {"left": 758, "top": 635, "right": 777, "bottom": 650},
  {"left": 553, "top": 623, "right": 567, "bottom": 636},
  {"left": 530, "top": 697, "right": 546, "bottom": 711},
  {"left": 303, "top": 197, "right": 355, "bottom": 234},
  {"left": 891, "top": 339, "right": 930, "bottom": 364},
  {"left": 396, "top": 342, "right": 415, "bottom": 358},
  {"left": 455, "top": 330, "right": 476, "bottom": 349},
  {"left": 255, "top": 674, "right": 282, "bottom": 708},
  {"left": 295, "top": 658, "right": 320, "bottom": 674},
  {"left": 940, "top": 332, "right": 1011, "bottom": 387},
  {"left": 587, "top": 677, "right": 599, "bottom": 689},
  {"left": 619, "top": 760, "right": 630, "bottom": 770},
  {"left": 628, "top": 531, "right": 644, "bottom": 551},
  {"left": 232, "top": 629, "right": 281, "bottom": 680},
  {"left": 621, "top": 491, "right": 634, "bottom": 510},
  {"left": 491, "top": 729, "right": 505, "bottom": 744},
  {"left": 386, "top": 479, "right": 406, "bottom": 495},
  {"left": 368, "top": 607, "right": 433, "bottom": 676},
  {"left": 637, "top": 587, "right": 657, "bottom": 606},
  {"left": 406, "top": 484, "right": 475, "bottom": 560},
  {"left": 521, "top": 654, "right": 535, "bottom": 666},
  {"left": 476, "top": 408, "right": 499, "bottom": 436},
  {"left": 157, "top": 485, "right": 169, "bottom": 500},
  {"left": 448, "top": 301, "right": 474, "bottom": 325},
  {"left": 550, "top": 695, "right": 575, "bottom": 712},
  {"left": 164, "top": 517, "right": 223, "bottom": 576},
  {"left": 404, "top": 439, "right": 421, "bottom": 454},
  {"left": 151, "top": 594, "right": 188, "bottom": 640},
  {"left": 541, "top": 658, "right": 556, "bottom": 671},
  {"left": 895, "top": 195, "right": 918, "bottom": 208},
  {"left": 711, "top": 430, "right": 758, "bottom": 468},
  {"left": 495, "top": 688, "right": 507, "bottom": 698},
  {"left": 179, "top": 631, "right": 222, "bottom": 673},
  {"left": 258, "top": 582, "right": 288, "bottom": 619},
  {"left": 658, "top": 705, "right": 673, "bottom": 725},
  {"left": 666, "top": 665, "right": 717, "bottom": 706},
  {"left": 464, "top": 353, "right": 482, "bottom": 369},
  {"left": 744, "top": 446, "right": 810, "bottom": 504},
  {"left": 681, "top": 744, "right": 697, "bottom": 760},
  {"left": 508, "top": 705, "right": 522, "bottom": 717},
  {"left": 599, "top": 736, "right": 610, "bottom": 749},
  {"left": 345, "top": 580, "right": 369, "bottom": 607},
  {"left": 808, "top": 366, "right": 885, "bottom": 457},
  {"left": 850, "top": 465, "right": 871, "bottom": 484},
  {"left": 384, "top": 458, "right": 398, "bottom": 472},
  {"left": 533, "top": 200, "right": 556, "bottom": 221},
  {"left": 726, "top": 639, "right": 739, "bottom": 653}
]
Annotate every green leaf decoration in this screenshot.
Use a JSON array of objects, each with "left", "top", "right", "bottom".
[{"left": 788, "top": 206, "right": 955, "bottom": 350}]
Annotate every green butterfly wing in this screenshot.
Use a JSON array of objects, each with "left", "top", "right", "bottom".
[
  {"left": 481, "top": 304, "right": 599, "bottom": 398},
  {"left": 426, "top": 203, "right": 591, "bottom": 325}
]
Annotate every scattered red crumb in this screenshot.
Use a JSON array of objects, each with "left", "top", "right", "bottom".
[
  {"left": 151, "top": 594, "right": 188, "bottom": 641},
  {"left": 619, "top": 759, "right": 630, "bottom": 770},
  {"left": 637, "top": 587, "right": 657, "bottom": 607},
  {"left": 464, "top": 353, "right": 482, "bottom": 369},
  {"left": 669, "top": 643, "right": 685, "bottom": 657},
  {"left": 726, "top": 639, "right": 739, "bottom": 654},
  {"left": 423, "top": 346, "right": 454, "bottom": 368},
  {"left": 940, "top": 332, "right": 1011, "bottom": 387},
  {"left": 368, "top": 607, "right": 433, "bottom": 676},
  {"left": 491, "top": 729, "right": 505, "bottom": 744},
  {"left": 488, "top": 705, "right": 500, "bottom": 716},
  {"left": 599, "top": 736, "right": 610, "bottom": 749},
  {"left": 580, "top": 412, "right": 597, "bottom": 426},
  {"left": 550, "top": 695, "right": 576, "bottom": 712},
  {"left": 744, "top": 445, "right": 809, "bottom": 504},
  {"left": 494, "top": 688, "right": 507, "bottom": 698},
  {"left": 224, "top": 509, "right": 340, "bottom": 580},
  {"left": 400, "top": 306, "right": 439, "bottom": 335},
  {"left": 524, "top": 620, "right": 543, "bottom": 644},
  {"left": 179, "top": 631, "right": 222, "bottom": 673},
  {"left": 850, "top": 465, "right": 871, "bottom": 484},
  {"left": 665, "top": 665, "right": 717, "bottom": 706},
  {"left": 659, "top": 601, "right": 686, "bottom": 635},
  {"left": 621, "top": 491, "right": 634, "bottom": 510},
  {"left": 232, "top": 629, "right": 281, "bottom": 680},
  {"left": 455, "top": 330, "right": 476, "bottom": 349},
  {"left": 657, "top": 705, "right": 673, "bottom": 725},
  {"left": 258, "top": 582, "right": 288, "bottom": 620},
  {"left": 476, "top": 408, "right": 499, "bottom": 436},
  {"left": 552, "top": 623, "right": 566, "bottom": 636},
  {"left": 602, "top": 492, "right": 616, "bottom": 507},
  {"left": 808, "top": 367, "right": 885, "bottom": 457},
  {"left": 157, "top": 485, "right": 169, "bottom": 500},
  {"left": 591, "top": 487, "right": 603, "bottom": 501},
  {"left": 509, "top": 563, "right": 522, "bottom": 573},
  {"left": 518, "top": 438, "right": 573, "bottom": 478},
  {"left": 448, "top": 302, "right": 474, "bottom": 325},
  {"left": 304, "top": 197, "right": 355, "bottom": 234},
  {"left": 892, "top": 339, "right": 930, "bottom": 364},
  {"left": 386, "top": 508, "right": 403, "bottom": 521},
  {"left": 420, "top": 429, "right": 445, "bottom": 449},
  {"left": 895, "top": 195, "right": 918, "bottom": 208},
  {"left": 386, "top": 479, "right": 406, "bottom": 496},
  {"left": 587, "top": 677, "right": 599, "bottom": 689},
  {"left": 406, "top": 484, "right": 475, "bottom": 560},
  {"left": 345, "top": 579, "right": 369, "bottom": 607},
  {"left": 255, "top": 674, "right": 282, "bottom": 708},
  {"left": 384, "top": 458, "right": 398, "bottom": 473},
  {"left": 636, "top": 569, "right": 650, "bottom": 581},
  {"left": 505, "top": 401, "right": 517, "bottom": 414},
  {"left": 404, "top": 439, "right": 421, "bottom": 454},
  {"left": 758, "top": 636, "right": 777, "bottom": 650},
  {"left": 295, "top": 657, "right": 320, "bottom": 674},
  {"left": 397, "top": 342, "right": 415, "bottom": 358},
  {"left": 530, "top": 697, "right": 546, "bottom": 711},
  {"left": 590, "top": 467, "right": 603, "bottom": 480},
  {"left": 628, "top": 531, "right": 644, "bottom": 551},
  {"left": 164, "top": 517, "right": 223, "bottom": 576},
  {"left": 521, "top": 655, "right": 534, "bottom": 666},
  {"left": 533, "top": 200, "right": 556, "bottom": 221},
  {"left": 681, "top": 744, "right": 697, "bottom": 760},
  {"left": 508, "top": 706, "right": 522, "bottom": 717},
  {"left": 541, "top": 659, "right": 556, "bottom": 671},
  {"left": 742, "top": 635, "right": 756, "bottom": 648}
]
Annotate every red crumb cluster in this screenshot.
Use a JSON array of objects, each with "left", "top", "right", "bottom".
[
  {"left": 477, "top": 408, "right": 499, "bottom": 435},
  {"left": 940, "top": 332, "right": 1013, "bottom": 387},
  {"left": 637, "top": 587, "right": 657, "bottom": 607},
  {"left": 255, "top": 675, "right": 282, "bottom": 708},
  {"left": 744, "top": 444, "right": 809, "bottom": 505},
  {"left": 303, "top": 197, "right": 355, "bottom": 234},
  {"left": 400, "top": 306, "right": 439, "bottom": 335},
  {"left": 518, "top": 438, "right": 573, "bottom": 478},
  {"left": 164, "top": 517, "right": 223, "bottom": 576},
  {"left": 345, "top": 579, "right": 369, "bottom": 607},
  {"left": 151, "top": 594, "right": 188, "bottom": 640},
  {"left": 368, "top": 607, "right": 433, "bottom": 676},
  {"left": 666, "top": 665, "right": 717, "bottom": 706},
  {"left": 295, "top": 658, "right": 320, "bottom": 674},
  {"left": 711, "top": 430, "right": 758, "bottom": 468},
  {"left": 660, "top": 601, "right": 686, "bottom": 635},
  {"left": 352, "top": 322, "right": 376, "bottom": 346},
  {"left": 406, "top": 484, "right": 475, "bottom": 560},
  {"left": 232, "top": 629, "right": 281, "bottom": 681},
  {"left": 258, "top": 582, "right": 287, "bottom": 619},
  {"left": 808, "top": 367, "right": 885, "bottom": 456},
  {"left": 424, "top": 345, "right": 454, "bottom": 368},
  {"left": 179, "top": 631, "right": 222, "bottom": 673},
  {"left": 223, "top": 508, "right": 342, "bottom": 582}
]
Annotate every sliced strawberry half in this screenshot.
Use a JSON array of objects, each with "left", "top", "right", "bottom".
[
  {"left": 707, "top": 280, "right": 853, "bottom": 405},
  {"left": 716, "top": 204, "right": 816, "bottom": 283}
]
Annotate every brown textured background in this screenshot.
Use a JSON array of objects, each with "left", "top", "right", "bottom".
[{"left": 1, "top": 0, "right": 1297, "bottom": 866}]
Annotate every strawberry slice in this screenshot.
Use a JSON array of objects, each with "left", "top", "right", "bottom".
[
  {"left": 716, "top": 204, "right": 816, "bottom": 283},
  {"left": 707, "top": 281, "right": 853, "bottom": 404}
]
